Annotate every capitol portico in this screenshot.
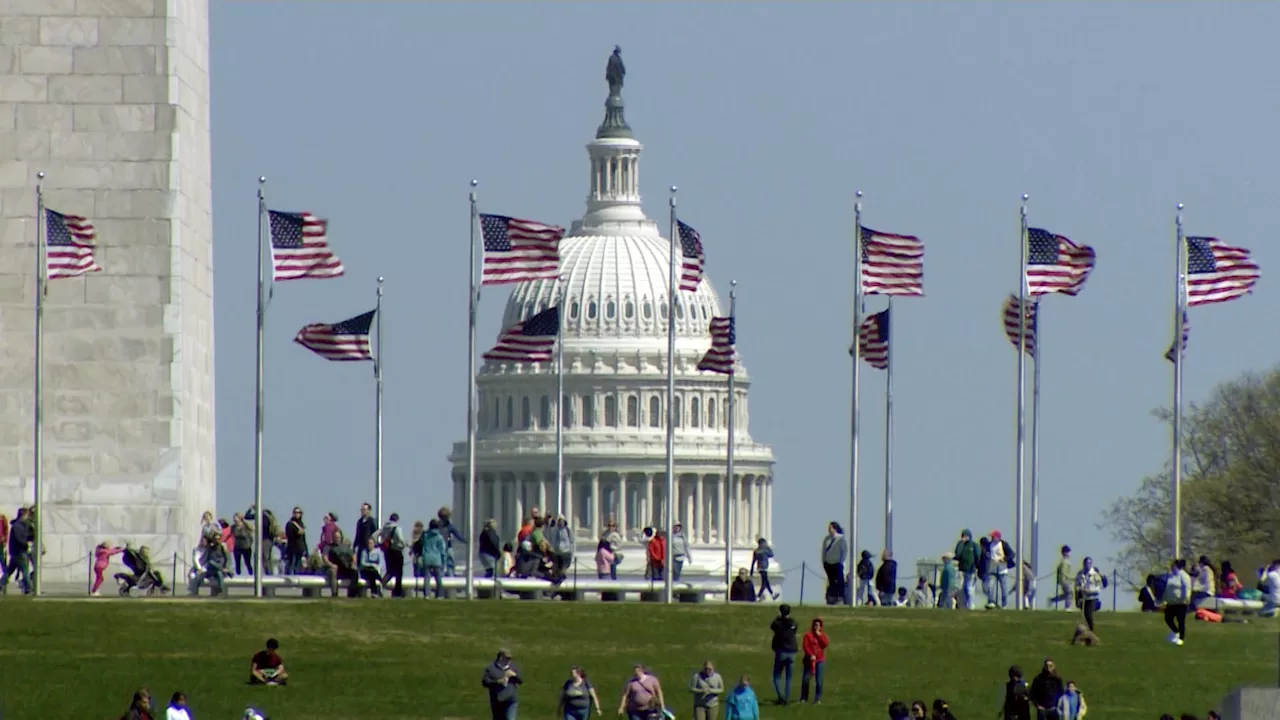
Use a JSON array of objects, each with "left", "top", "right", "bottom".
[{"left": 449, "top": 52, "right": 776, "bottom": 578}]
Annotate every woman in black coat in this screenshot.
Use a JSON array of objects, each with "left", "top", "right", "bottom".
[{"left": 875, "top": 550, "right": 898, "bottom": 606}]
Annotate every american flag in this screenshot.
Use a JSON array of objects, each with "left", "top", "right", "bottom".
[
  {"left": 294, "top": 310, "right": 376, "bottom": 362},
  {"left": 861, "top": 228, "right": 924, "bottom": 296},
  {"left": 696, "top": 316, "right": 736, "bottom": 374},
  {"left": 480, "top": 214, "right": 564, "bottom": 285},
  {"left": 1164, "top": 310, "right": 1189, "bottom": 364},
  {"left": 268, "top": 211, "right": 344, "bottom": 281},
  {"left": 484, "top": 306, "right": 560, "bottom": 363},
  {"left": 44, "top": 208, "right": 101, "bottom": 279},
  {"left": 857, "top": 309, "right": 890, "bottom": 370},
  {"left": 1026, "top": 228, "right": 1095, "bottom": 296},
  {"left": 1001, "top": 294, "right": 1037, "bottom": 357},
  {"left": 1185, "top": 236, "right": 1261, "bottom": 307},
  {"left": 676, "top": 220, "right": 705, "bottom": 292}
]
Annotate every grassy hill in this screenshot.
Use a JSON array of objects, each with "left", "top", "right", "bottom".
[{"left": 1, "top": 599, "right": 1273, "bottom": 718}]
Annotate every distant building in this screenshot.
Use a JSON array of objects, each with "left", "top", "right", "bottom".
[{"left": 449, "top": 53, "right": 776, "bottom": 581}]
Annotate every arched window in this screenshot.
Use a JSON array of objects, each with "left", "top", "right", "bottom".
[
  {"left": 582, "top": 395, "right": 595, "bottom": 427},
  {"left": 570, "top": 300, "right": 581, "bottom": 319},
  {"left": 605, "top": 395, "right": 618, "bottom": 426},
  {"left": 642, "top": 300, "right": 653, "bottom": 320},
  {"left": 675, "top": 300, "right": 684, "bottom": 319},
  {"left": 524, "top": 301, "right": 535, "bottom": 319},
  {"left": 707, "top": 397, "right": 716, "bottom": 428},
  {"left": 660, "top": 301, "right": 668, "bottom": 320},
  {"left": 689, "top": 304, "right": 698, "bottom": 321},
  {"left": 539, "top": 395, "right": 551, "bottom": 428},
  {"left": 521, "top": 397, "right": 532, "bottom": 429},
  {"left": 561, "top": 394, "right": 574, "bottom": 427},
  {"left": 606, "top": 299, "right": 616, "bottom": 319},
  {"left": 587, "top": 300, "right": 597, "bottom": 320},
  {"left": 506, "top": 396, "right": 514, "bottom": 428},
  {"left": 673, "top": 395, "right": 683, "bottom": 427},
  {"left": 690, "top": 397, "right": 700, "bottom": 428},
  {"left": 626, "top": 396, "right": 639, "bottom": 427},
  {"left": 648, "top": 396, "right": 661, "bottom": 428},
  {"left": 624, "top": 300, "right": 635, "bottom": 320}
]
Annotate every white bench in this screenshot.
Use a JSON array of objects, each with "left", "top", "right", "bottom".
[
  {"left": 1202, "top": 597, "right": 1268, "bottom": 616},
  {"left": 209, "top": 575, "right": 727, "bottom": 601}
]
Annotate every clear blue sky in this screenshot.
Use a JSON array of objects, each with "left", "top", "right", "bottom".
[{"left": 210, "top": 3, "right": 1277, "bottom": 589}]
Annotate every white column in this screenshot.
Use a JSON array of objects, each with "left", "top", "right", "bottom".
[
  {"left": 514, "top": 474, "right": 525, "bottom": 531},
  {"left": 757, "top": 477, "right": 766, "bottom": 542},
  {"left": 765, "top": 478, "right": 773, "bottom": 541},
  {"left": 565, "top": 473, "right": 576, "bottom": 530},
  {"left": 489, "top": 474, "right": 501, "bottom": 536},
  {"left": 591, "top": 473, "right": 601, "bottom": 541},
  {"left": 619, "top": 474, "right": 628, "bottom": 539},
  {"left": 695, "top": 475, "right": 705, "bottom": 544},
  {"left": 538, "top": 475, "right": 547, "bottom": 518},
  {"left": 748, "top": 475, "right": 758, "bottom": 542},
  {"left": 646, "top": 473, "right": 655, "bottom": 529}
]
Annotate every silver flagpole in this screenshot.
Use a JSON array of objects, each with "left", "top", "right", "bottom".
[
  {"left": 664, "top": 186, "right": 678, "bottom": 604},
  {"left": 1171, "top": 203, "right": 1185, "bottom": 560},
  {"left": 1029, "top": 300, "right": 1041, "bottom": 608},
  {"left": 252, "top": 176, "right": 268, "bottom": 599},
  {"left": 848, "top": 190, "right": 863, "bottom": 605},
  {"left": 1015, "top": 194, "right": 1029, "bottom": 611},
  {"left": 555, "top": 275, "right": 566, "bottom": 515},
  {"left": 32, "top": 171, "right": 46, "bottom": 597},
  {"left": 465, "top": 179, "right": 479, "bottom": 600},
  {"left": 883, "top": 298, "right": 893, "bottom": 555},
  {"left": 723, "top": 280, "right": 738, "bottom": 602},
  {"left": 374, "top": 277, "right": 384, "bottom": 522}
]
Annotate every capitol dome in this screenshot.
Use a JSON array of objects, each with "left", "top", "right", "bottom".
[{"left": 450, "top": 52, "right": 776, "bottom": 581}]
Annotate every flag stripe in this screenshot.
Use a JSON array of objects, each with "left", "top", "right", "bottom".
[
  {"left": 861, "top": 228, "right": 924, "bottom": 296},
  {"left": 1001, "top": 294, "right": 1037, "bottom": 357},
  {"left": 1185, "top": 236, "right": 1260, "bottom": 307},
  {"left": 676, "top": 220, "right": 705, "bottom": 292},
  {"left": 294, "top": 310, "right": 375, "bottom": 362},
  {"left": 480, "top": 214, "right": 564, "bottom": 285},
  {"left": 1026, "top": 228, "right": 1095, "bottom": 296},
  {"left": 44, "top": 208, "right": 102, "bottom": 279},
  {"left": 1165, "top": 311, "right": 1189, "bottom": 363},
  {"left": 269, "top": 211, "right": 345, "bottom": 281},
  {"left": 858, "top": 309, "right": 890, "bottom": 370},
  {"left": 696, "top": 316, "right": 736, "bottom": 374},
  {"left": 483, "top": 306, "right": 560, "bottom": 362}
]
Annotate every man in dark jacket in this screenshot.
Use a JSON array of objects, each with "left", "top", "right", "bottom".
[
  {"left": 481, "top": 648, "right": 522, "bottom": 720},
  {"left": 1, "top": 508, "right": 32, "bottom": 594},
  {"left": 1029, "top": 658, "right": 1064, "bottom": 720},
  {"left": 1002, "top": 665, "right": 1031, "bottom": 720},
  {"left": 953, "top": 529, "right": 980, "bottom": 609},
  {"left": 769, "top": 603, "right": 798, "bottom": 705},
  {"left": 353, "top": 503, "right": 378, "bottom": 556}
]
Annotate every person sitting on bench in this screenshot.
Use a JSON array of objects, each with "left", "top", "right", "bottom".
[{"left": 249, "top": 638, "right": 289, "bottom": 686}]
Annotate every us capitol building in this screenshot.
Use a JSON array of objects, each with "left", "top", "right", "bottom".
[{"left": 449, "top": 51, "right": 776, "bottom": 580}]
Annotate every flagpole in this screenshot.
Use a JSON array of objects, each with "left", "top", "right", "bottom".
[
  {"left": 465, "top": 179, "right": 479, "bottom": 600},
  {"left": 374, "top": 276, "right": 384, "bottom": 523},
  {"left": 1015, "top": 194, "right": 1029, "bottom": 611},
  {"left": 848, "top": 190, "right": 863, "bottom": 605},
  {"left": 664, "top": 186, "right": 678, "bottom": 605},
  {"left": 1029, "top": 301, "right": 1041, "bottom": 607},
  {"left": 723, "top": 280, "right": 737, "bottom": 602},
  {"left": 555, "top": 274, "right": 566, "bottom": 516},
  {"left": 32, "top": 171, "right": 46, "bottom": 598},
  {"left": 252, "top": 176, "right": 267, "bottom": 599},
  {"left": 1171, "top": 202, "right": 1185, "bottom": 560},
  {"left": 883, "top": 298, "right": 893, "bottom": 556}
]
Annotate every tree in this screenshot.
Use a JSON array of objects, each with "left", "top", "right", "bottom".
[{"left": 1100, "top": 366, "right": 1280, "bottom": 587}]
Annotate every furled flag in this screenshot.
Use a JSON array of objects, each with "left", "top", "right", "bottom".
[
  {"left": 294, "top": 310, "right": 375, "bottom": 362},
  {"left": 857, "top": 309, "right": 890, "bottom": 370},
  {"left": 480, "top": 214, "right": 564, "bottom": 285},
  {"left": 696, "top": 316, "right": 736, "bottom": 374},
  {"left": 1026, "top": 228, "right": 1095, "bottom": 296},
  {"left": 44, "top": 208, "right": 101, "bottom": 279},
  {"left": 268, "top": 211, "right": 344, "bottom": 281},
  {"left": 676, "top": 220, "right": 705, "bottom": 292},
  {"left": 1001, "top": 294, "right": 1037, "bottom": 357},
  {"left": 484, "top": 306, "right": 560, "bottom": 362},
  {"left": 861, "top": 228, "right": 924, "bottom": 296},
  {"left": 1164, "top": 310, "right": 1189, "bottom": 363},
  {"left": 1185, "top": 236, "right": 1261, "bottom": 307}
]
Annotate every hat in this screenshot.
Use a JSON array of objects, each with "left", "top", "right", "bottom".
[
  {"left": 330, "top": 512, "right": 339, "bottom": 522},
  {"left": 1061, "top": 544, "right": 1071, "bottom": 554},
  {"left": 941, "top": 552, "right": 954, "bottom": 560},
  {"left": 990, "top": 530, "right": 1002, "bottom": 540},
  {"left": 961, "top": 528, "right": 972, "bottom": 538},
  {"left": 497, "top": 648, "right": 512, "bottom": 659}
]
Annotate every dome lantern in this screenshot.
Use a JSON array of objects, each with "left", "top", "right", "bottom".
[{"left": 582, "top": 46, "right": 646, "bottom": 229}]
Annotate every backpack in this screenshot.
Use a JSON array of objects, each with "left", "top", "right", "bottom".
[
  {"left": 386, "top": 526, "right": 405, "bottom": 552},
  {"left": 1002, "top": 540, "right": 1016, "bottom": 569},
  {"left": 263, "top": 509, "right": 282, "bottom": 540}
]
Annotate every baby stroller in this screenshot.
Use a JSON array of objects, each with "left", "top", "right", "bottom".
[{"left": 114, "top": 547, "right": 170, "bottom": 597}]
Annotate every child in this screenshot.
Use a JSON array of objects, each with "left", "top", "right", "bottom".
[
  {"left": 500, "top": 542, "right": 515, "bottom": 578},
  {"left": 1055, "top": 680, "right": 1087, "bottom": 719},
  {"left": 751, "top": 538, "right": 778, "bottom": 600},
  {"left": 92, "top": 541, "right": 124, "bottom": 596},
  {"left": 724, "top": 676, "right": 760, "bottom": 720}
]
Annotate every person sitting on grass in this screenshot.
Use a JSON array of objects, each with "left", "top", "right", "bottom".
[
  {"left": 121, "top": 688, "right": 154, "bottom": 720},
  {"left": 357, "top": 537, "right": 385, "bottom": 597},
  {"left": 249, "top": 638, "right": 289, "bottom": 686},
  {"left": 888, "top": 701, "right": 910, "bottom": 720},
  {"left": 164, "top": 691, "right": 191, "bottom": 720},
  {"left": 723, "top": 676, "right": 759, "bottom": 720}
]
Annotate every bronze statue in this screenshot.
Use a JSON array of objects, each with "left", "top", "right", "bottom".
[{"left": 606, "top": 45, "right": 625, "bottom": 96}]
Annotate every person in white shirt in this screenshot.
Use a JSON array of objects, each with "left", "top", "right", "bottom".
[
  {"left": 1260, "top": 560, "right": 1280, "bottom": 618},
  {"left": 1074, "top": 557, "right": 1109, "bottom": 633},
  {"left": 1191, "top": 556, "right": 1216, "bottom": 608},
  {"left": 165, "top": 691, "right": 192, "bottom": 720}
]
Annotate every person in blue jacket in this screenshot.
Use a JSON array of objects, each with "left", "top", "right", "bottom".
[
  {"left": 724, "top": 676, "right": 760, "bottom": 720},
  {"left": 419, "top": 520, "right": 448, "bottom": 598}
]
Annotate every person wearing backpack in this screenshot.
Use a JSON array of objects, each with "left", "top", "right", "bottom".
[
  {"left": 378, "top": 513, "right": 407, "bottom": 597},
  {"left": 1002, "top": 666, "right": 1031, "bottom": 720},
  {"left": 419, "top": 520, "right": 448, "bottom": 598},
  {"left": 952, "top": 529, "right": 981, "bottom": 609},
  {"left": 987, "top": 530, "right": 1014, "bottom": 609}
]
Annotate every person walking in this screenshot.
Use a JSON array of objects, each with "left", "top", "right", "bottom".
[
  {"left": 750, "top": 538, "right": 778, "bottom": 601},
  {"left": 689, "top": 660, "right": 724, "bottom": 720},
  {"left": 670, "top": 523, "right": 690, "bottom": 582},
  {"left": 1053, "top": 546, "right": 1073, "bottom": 610},
  {"left": 378, "top": 513, "right": 407, "bottom": 597},
  {"left": 953, "top": 529, "right": 980, "bottom": 610},
  {"left": 1163, "top": 558, "right": 1192, "bottom": 646},
  {"left": 723, "top": 677, "right": 760, "bottom": 720},
  {"left": 799, "top": 617, "right": 827, "bottom": 704},
  {"left": 557, "top": 666, "right": 601, "bottom": 720},
  {"left": 821, "top": 522, "right": 847, "bottom": 606},
  {"left": 769, "top": 603, "right": 798, "bottom": 705},
  {"left": 481, "top": 648, "right": 522, "bottom": 720},
  {"left": 1074, "top": 557, "right": 1108, "bottom": 633},
  {"left": 91, "top": 542, "right": 124, "bottom": 596},
  {"left": 617, "top": 665, "right": 665, "bottom": 720},
  {"left": 420, "top": 519, "right": 448, "bottom": 598}
]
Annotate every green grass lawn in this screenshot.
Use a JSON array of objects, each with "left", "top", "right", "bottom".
[{"left": 0, "top": 599, "right": 1274, "bottom": 719}]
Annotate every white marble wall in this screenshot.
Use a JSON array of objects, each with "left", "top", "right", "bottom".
[{"left": 0, "top": 0, "right": 215, "bottom": 582}]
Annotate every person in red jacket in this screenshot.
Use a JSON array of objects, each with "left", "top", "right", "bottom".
[
  {"left": 647, "top": 530, "right": 667, "bottom": 581},
  {"left": 800, "top": 617, "right": 828, "bottom": 704}
]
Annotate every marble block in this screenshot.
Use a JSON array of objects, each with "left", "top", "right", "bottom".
[{"left": 1220, "top": 686, "right": 1280, "bottom": 720}]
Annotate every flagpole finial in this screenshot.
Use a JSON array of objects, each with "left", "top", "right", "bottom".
[
  {"left": 669, "top": 186, "right": 677, "bottom": 207},
  {"left": 1021, "top": 193, "right": 1029, "bottom": 201},
  {"left": 37, "top": 171, "right": 45, "bottom": 180},
  {"left": 471, "top": 179, "right": 479, "bottom": 188},
  {"left": 1176, "top": 202, "right": 1184, "bottom": 211},
  {"left": 258, "top": 176, "right": 266, "bottom": 184}
]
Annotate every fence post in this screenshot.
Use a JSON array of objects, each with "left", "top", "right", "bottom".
[
  {"left": 86, "top": 553, "right": 92, "bottom": 595},
  {"left": 172, "top": 552, "right": 178, "bottom": 594},
  {"left": 798, "top": 562, "right": 806, "bottom": 605},
  {"left": 1112, "top": 569, "right": 1118, "bottom": 611}
]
